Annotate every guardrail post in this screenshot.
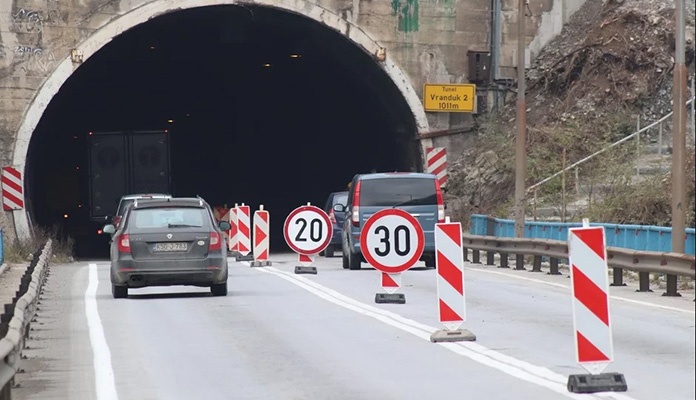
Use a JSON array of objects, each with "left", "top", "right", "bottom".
[
  {"left": 532, "top": 255, "right": 542, "bottom": 272},
  {"left": 610, "top": 268, "right": 627, "bottom": 286},
  {"left": 548, "top": 258, "right": 561, "bottom": 275},
  {"left": 486, "top": 250, "right": 495, "bottom": 266},
  {"left": 636, "top": 272, "right": 652, "bottom": 292},
  {"left": 515, "top": 254, "right": 526, "bottom": 270},
  {"left": 499, "top": 252, "right": 509, "bottom": 268},
  {"left": 472, "top": 249, "right": 480, "bottom": 264},
  {"left": 663, "top": 275, "right": 681, "bottom": 297}
]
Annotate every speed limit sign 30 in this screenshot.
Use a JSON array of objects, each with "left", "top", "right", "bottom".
[
  {"left": 361, "top": 209, "right": 425, "bottom": 273},
  {"left": 360, "top": 208, "right": 424, "bottom": 302},
  {"left": 284, "top": 204, "right": 333, "bottom": 274}
]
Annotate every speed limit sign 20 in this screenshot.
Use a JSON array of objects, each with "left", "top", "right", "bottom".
[
  {"left": 360, "top": 209, "right": 425, "bottom": 274},
  {"left": 283, "top": 205, "right": 333, "bottom": 255}
]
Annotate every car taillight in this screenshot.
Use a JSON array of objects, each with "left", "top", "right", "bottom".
[
  {"left": 351, "top": 181, "right": 361, "bottom": 227},
  {"left": 435, "top": 180, "right": 445, "bottom": 223},
  {"left": 118, "top": 234, "right": 131, "bottom": 253},
  {"left": 113, "top": 215, "right": 121, "bottom": 227},
  {"left": 329, "top": 209, "right": 337, "bottom": 224},
  {"left": 209, "top": 232, "right": 221, "bottom": 251}
]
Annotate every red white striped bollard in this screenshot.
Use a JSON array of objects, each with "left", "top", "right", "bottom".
[
  {"left": 1, "top": 166, "right": 24, "bottom": 210},
  {"left": 567, "top": 219, "right": 627, "bottom": 394},
  {"left": 251, "top": 205, "right": 272, "bottom": 267},
  {"left": 236, "top": 203, "right": 254, "bottom": 261},
  {"left": 430, "top": 217, "right": 476, "bottom": 343},
  {"left": 228, "top": 204, "right": 239, "bottom": 255}
]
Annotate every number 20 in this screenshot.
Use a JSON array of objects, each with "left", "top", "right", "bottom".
[
  {"left": 295, "top": 218, "right": 323, "bottom": 242},
  {"left": 374, "top": 225, "right": 411, "bottom": 257}
]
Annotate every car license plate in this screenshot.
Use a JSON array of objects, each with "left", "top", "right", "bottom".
[{"left": 153, "top": 242, "right": 188, "bottom": 252}]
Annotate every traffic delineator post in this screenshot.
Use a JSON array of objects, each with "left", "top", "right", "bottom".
[
  {"left": 430, "top": 217, "right": 476, "bottom": 343},
  {"left": 235, "top": 204, "right": 254, "bottom": 261},
  {"left": 228, "top": 204, "right": 239, "bottom": 256},
  {"left": 250, "top": 205, "right": 272, "bottom": 267},
  {"left": 567, "top": 218, "right": 627, "bottom": 394}
]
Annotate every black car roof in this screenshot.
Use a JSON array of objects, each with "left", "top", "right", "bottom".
[{"left": 131, "top": 197, "right": 208, "bottom": 210}]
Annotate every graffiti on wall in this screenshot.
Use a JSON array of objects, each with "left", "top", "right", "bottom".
[
  {"left": 15, "top": 45, "right": 57, "bottom": 74},
  {"left": 11, "top": 7, "right": 61, "bottom": 33},
  {"left": 391, "top": 0, "right": 419, "bottom": 32}
]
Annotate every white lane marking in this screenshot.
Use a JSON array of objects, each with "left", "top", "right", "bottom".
[
  {"left": 86, "top": 263, "right": 119, "bottom": 400},
  {"left": 466, "top": 266, "right": 695, "bottom": 315},
  {"left": 256, "top": 267, "right": 637, "bottom": 400}
]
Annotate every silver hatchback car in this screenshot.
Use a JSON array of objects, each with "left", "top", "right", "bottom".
[{"left": 103, "top": 197, "right": 230, "bottom": 298}]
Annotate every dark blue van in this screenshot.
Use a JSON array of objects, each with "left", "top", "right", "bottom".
[
  {"left": 338, "top": 172, "right": 445, "bottom": 270},
  {"left": 321, "top": 190, "right": 348, "bottom": 257}
]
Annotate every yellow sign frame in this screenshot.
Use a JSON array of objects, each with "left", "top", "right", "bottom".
[{"left": 423, "top": 84, "right": 476, "bottom": 113}]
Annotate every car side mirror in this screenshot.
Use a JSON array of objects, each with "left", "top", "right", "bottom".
[
  {"left": 219, "top": 221, "right": 231, "bottom": 231},
  {"left": 333, "top": 204, "right": 346, "bottom": 213},
  {"left": 103, "top": 224, "right": 116, "bottom": 235}
]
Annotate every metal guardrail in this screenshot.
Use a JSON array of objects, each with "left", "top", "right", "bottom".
[
  {"left": 461, "top": 233, "right": 695, "bottom": 295},
  {"left": 470, "top": 214, "right": 696, "bottom": 255},
  {"left": 0, "top": 239, "right": 52, "bottom": 399}
]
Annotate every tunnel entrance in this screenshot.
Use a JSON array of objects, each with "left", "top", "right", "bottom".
[{"left": 23, "top": 5, "right": 422, "bottom": 258}]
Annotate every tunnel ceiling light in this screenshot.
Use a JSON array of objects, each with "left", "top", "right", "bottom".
[
  {"left": 262, "top": 63, "right": 271, "bottom": 67},
  {"left": 290, "top": 54, "right": 301, "bottom": 58},
  {"left": 149, "top": 46, "right": 156, "bottom": 50},
  {"left": 63, "top": 214, "right": 69, "bottom": 219},
  {"left": 167, "top": 119, "right": 174, "bottom": 123}
]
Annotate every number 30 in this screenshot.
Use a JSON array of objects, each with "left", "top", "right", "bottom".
[{"left": 374, "top": 225, "right": 411, "bottom": 256}]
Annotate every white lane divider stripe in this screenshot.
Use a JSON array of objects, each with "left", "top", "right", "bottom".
[
  {"left": 465, "top": 267, "right": 695, "bottom": 315},
  {"left": 256, "top": 266, "right": 638, "bottom": 400},
  {"left": 86, "top": 263, "right": 119, "bottom": 400}
]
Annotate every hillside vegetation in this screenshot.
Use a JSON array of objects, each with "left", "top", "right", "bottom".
[{"left": 446, "top": 0, "right": 696, "bottom": 228}]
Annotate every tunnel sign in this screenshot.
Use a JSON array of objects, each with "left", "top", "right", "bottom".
[
  {"left": 284, "top": 205, "right": 333, "bottom": 255},
  {"left": 423, "top": 84, "right": 476, "bottom": 112}
]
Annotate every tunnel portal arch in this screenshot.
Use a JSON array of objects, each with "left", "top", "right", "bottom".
[{"left": 10, "top": 0, "right": 430, "bottom": 239}]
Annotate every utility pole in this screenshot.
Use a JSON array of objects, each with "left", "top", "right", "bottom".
[
  {"left": 668, "top": 0, "right": 686, "bottom": 297},
  {"left": 514, "top": 0, "right": 527, "bottom": 269}
]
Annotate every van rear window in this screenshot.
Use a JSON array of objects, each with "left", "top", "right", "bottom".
[{"left": 359, "top": 178, "right": 436, "bottom": 207}]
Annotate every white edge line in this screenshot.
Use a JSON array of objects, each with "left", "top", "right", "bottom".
[
  {"left": 86, "top": 263, "right": 119, "bottom": 400},
  {"left": 465, "top": 266, "right": 696, "bottom": 315},
  {"left": 254, "top": 266, "right": 638, "bottom": 400}
]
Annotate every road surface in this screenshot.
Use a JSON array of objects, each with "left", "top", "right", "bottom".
[{"left": 12, "top": 253, "right": 695, "bottom": 400}]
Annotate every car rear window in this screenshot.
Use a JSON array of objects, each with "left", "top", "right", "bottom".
[
  {"left": 117, "top": 199, "right": 134, "bottom": 216},
  {"left": 333, "top": 193, "right": 348, "bottom": 207},
  {"left": 359, "top": 178, "right": 436, "bottom": 207},
  {"left": 130, "top": 207, "right": 206, "bottom": 229}
]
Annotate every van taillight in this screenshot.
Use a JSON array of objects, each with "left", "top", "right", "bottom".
[
  {"left": 435, "top": 180, "right": 445, "bottom": 223},
  {"left": 118, "top": 234, "right": 131, "bottom": 253},
  {"left": 209, "top": 232, "right": 222, "bottom": 251},
  {"left": 351, "top": 181, "right": 361, "bottom": 227}
]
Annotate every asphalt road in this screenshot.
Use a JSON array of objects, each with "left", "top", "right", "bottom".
[{"left": 12, "top": 253, "right": 695, "bottom": 400}]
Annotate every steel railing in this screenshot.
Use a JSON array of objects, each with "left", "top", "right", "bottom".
[
  {"left": 461, "top": 233, "right": 695, "bottom": 295},
  {"left": 0, "top": 239, "right": 52, "bottom": 399}
]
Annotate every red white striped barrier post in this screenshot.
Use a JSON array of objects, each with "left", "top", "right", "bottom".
[
  {"left": 430, "top": 217, "right": 476, "bottom": 342},
  {"left": 251, "top": 205, "right": 272, "bottom": 267},
  {"left": 1, "top": 166, "right": 24, "bottom": 210},
  {"left": 567, "top": 219, "right": 627, "bottom": 394},
  {"left": 236, "top": 203, "right": 254, "bottom": 261},
  {"left": 228, "top": 204, "right": 239, "bottom": 255},
  {"left": 426, "top": 147, "right": 448, "bottom": 187}
]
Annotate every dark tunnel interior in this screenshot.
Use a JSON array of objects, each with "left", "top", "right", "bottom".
[{"left": 26, "top": 5, "right": 420, "bottom": 258}]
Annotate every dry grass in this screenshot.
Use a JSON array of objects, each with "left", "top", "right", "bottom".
[{"left": 3, "top": 225, "right": 74, "bottom": 264}]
